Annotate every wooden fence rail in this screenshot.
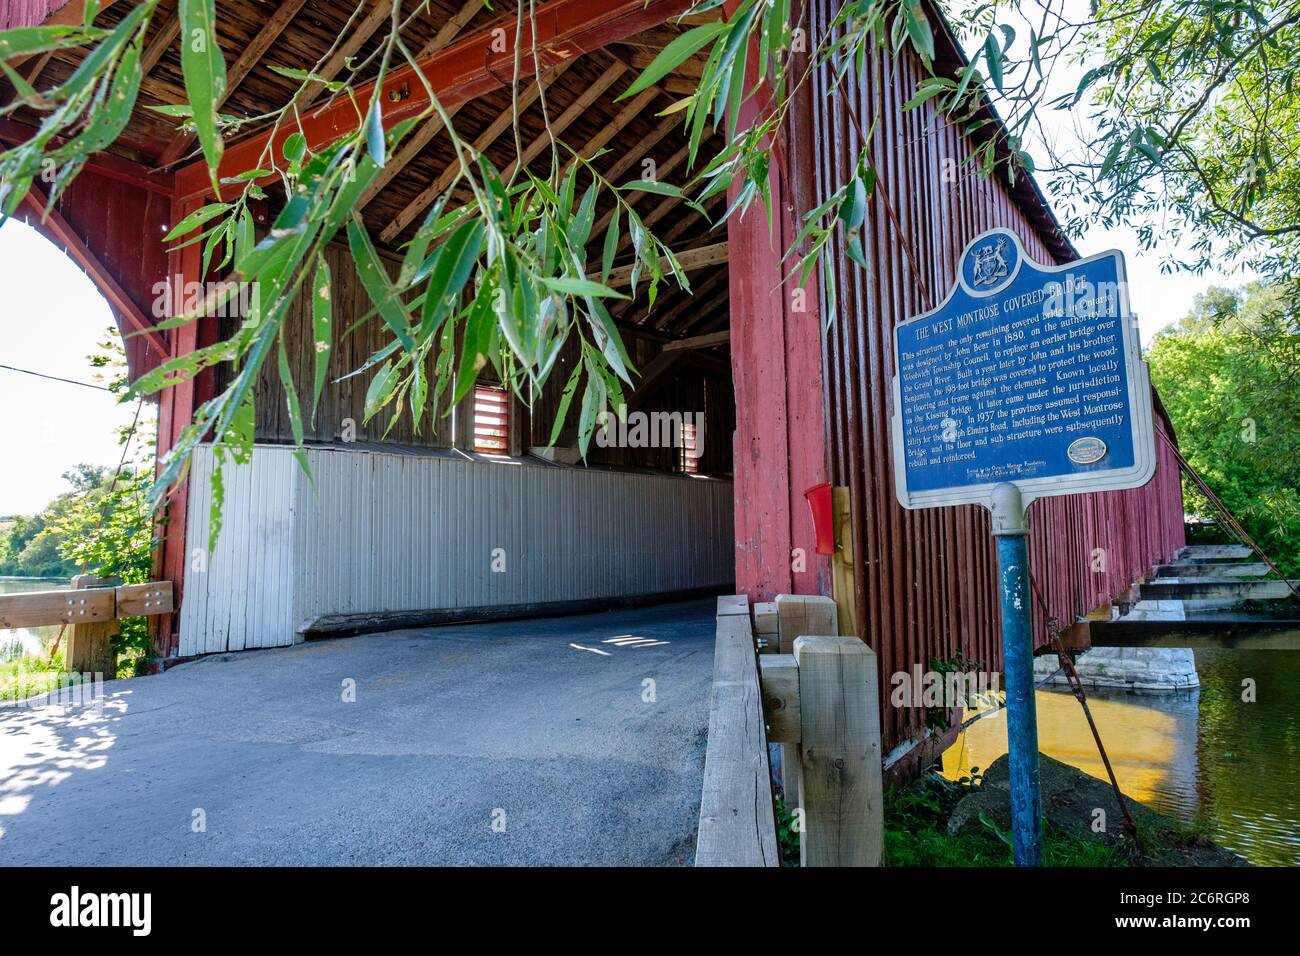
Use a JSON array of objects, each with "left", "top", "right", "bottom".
[
  {"left": 0, "top": 577, "right": 174, "bottom": 677},
  {"left": 695, "top": 594, "right": 883, "bottom": 867}
]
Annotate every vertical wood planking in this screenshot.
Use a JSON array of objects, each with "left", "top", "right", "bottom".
[{"left": 794, "top": 635, "right": 883, "bottom": 866}]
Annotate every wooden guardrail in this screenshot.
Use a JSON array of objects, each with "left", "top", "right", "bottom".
[
  {"left": 695, "top": 594, "right": 883, "bottom": 867},
  {"left": 0, "top": 576, "right": 174, "bottom": 677}
]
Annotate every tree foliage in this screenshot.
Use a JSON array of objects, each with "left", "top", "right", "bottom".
[
  {"left": 1, "top": 0, "right": 1298, "bottom": 540},
  {"left": 1146, "top": 282, "right": 1300, "bottom": 575}
]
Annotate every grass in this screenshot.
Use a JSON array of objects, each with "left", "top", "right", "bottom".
[
  {"left": 0, "top": 652, "right": 75, "bottom": 703},
  {"left": 881, "top": 771, "right": 1123, "bottom": 867}
]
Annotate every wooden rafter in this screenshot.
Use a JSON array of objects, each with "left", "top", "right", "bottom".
[
  {"left": 140, "top": 12, "right": 179, "bottom": 78},
  {"left": 601, "top": 111, "right": 680, "bottom": 183},
  {"left": 156, "top": 0, "right": 310, "bottom": 168},
  {"left": 639, "top": 267, "right": 728, "bottom": 327},
  {"left": 354, "top": 0, "right": 484, "bottom": 209},
  {"left": 411, "top": 0, "right": 484, "bottom": 59},
  {"left": 301, "top": 0, "right": 396, "bottom": 105},
  {"left": 661, "top": 330, "right": 729, "bottom": 350},
  {"left": 500, "top": 59, "right": 627, "bottom": 181},
  {"left": 378, "top": 62, "right": 574, "bottom": 244},
  {"left": 600, "top": 240, "right": 727, "bottom": 287},
  {"left": 174, "top": 0, "right": 694, "bottom": 201},
  {"left": 20, "top": 184, "right": 168, "bottom": 361},
  {"left": 668, "top": 281, "right": 730, "bottom": 334}
]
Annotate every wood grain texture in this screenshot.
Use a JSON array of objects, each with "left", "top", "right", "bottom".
[
  {"left": 793, "top": 635, "right": 882, "bottom": 867},
  {"left": 775, "top": 593, "right": 837, "bottom": 655},
  {"left": 0, "top": 584, "right": 115, "bottom": 630},
  {"left": 695, "top": 601, "right": 780, "bottom": 867},
  {"left": 65, "top": 575, "right": 117, "bottom": 678}
]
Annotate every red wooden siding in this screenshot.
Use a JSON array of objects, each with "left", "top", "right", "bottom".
[
  {"left": 1, "top": 0, "right": 73, "bottom": 30},
  {"left": 15, "top": 169, "right": 171, "bottom": 381},
  {"left": 749, "top": 0, "right": 1188, "bottom": 761}
]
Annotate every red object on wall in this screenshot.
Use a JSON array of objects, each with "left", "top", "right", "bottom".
[{"left": 804, "top": 483, "right": 835, "bottom": 556}]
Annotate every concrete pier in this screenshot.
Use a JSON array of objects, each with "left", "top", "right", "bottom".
[{"left": 1035, "top": 646, "right": 1199, "bottom": 691}]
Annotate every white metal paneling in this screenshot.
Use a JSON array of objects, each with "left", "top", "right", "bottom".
[
  {"left": 181, "top": 444, "right": 734, "bottom": 652},
  {"left": 179, "top": 445, "right": 296, "bottom": 656}
]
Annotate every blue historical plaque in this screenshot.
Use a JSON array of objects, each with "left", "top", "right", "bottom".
[{"left": 891, "top": 228, "right": 1156, "bottom": 510}]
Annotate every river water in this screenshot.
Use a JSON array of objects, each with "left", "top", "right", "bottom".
[
  {"left": 942, "top": 642, "right": 1300, "bottom": 866},
  {"left": 0, "top": 576, "right": 69, "bottom": 659}
]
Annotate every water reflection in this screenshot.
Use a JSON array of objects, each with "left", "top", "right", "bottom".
[{"left": 942, "top": 642, "right": 1300, "bottom": 866}]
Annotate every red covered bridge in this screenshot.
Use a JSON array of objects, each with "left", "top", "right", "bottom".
[{"left": 2, "top": 0, "right": 1184, "bottom": 774}]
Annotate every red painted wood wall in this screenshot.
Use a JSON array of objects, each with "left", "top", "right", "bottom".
[{"left": 723, "top": 0, "right": 1187, "bottom": 765}]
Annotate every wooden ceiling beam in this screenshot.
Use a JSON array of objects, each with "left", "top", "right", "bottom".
[
  {"left": 174, "top": 0, "right": 694, "bottom": 202},
  {"left": 157, "top": 0, "right": 311, "bottom": 168},
  {"left": 139, "top": 11, "right": 180, "bottom": 79},
  {"left": 660, "top": 330, "right": 729, "bottom": 351},
  {"left": 0, "top": 118, "right": 173, "bottom": 194},
  {"left": 379, "top": 62, "right": 573, "bottom": 244},
  {"left": 353, "top": 0, "right": 484, "bottom": 210},
  {"left": 600, "top": 239, "right": 727, "bottom": 287}
]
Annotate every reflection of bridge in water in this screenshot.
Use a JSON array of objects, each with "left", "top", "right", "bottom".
[{"left": 944, "top": 645, "right": 1300, "bottom": 866}]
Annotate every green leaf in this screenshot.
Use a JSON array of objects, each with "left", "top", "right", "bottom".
[
  {"left": 348, "top": 217, "right": 414, "bottom": 352},
  {"left": 601, "top": 205, "right": 621, "bottom": 284},
  {"left": 282, "top": 132, "right": 306, "bottom": 164},
  {"left": 365, "top": 99, "right": 385, "bottom": 169},
  {"left": 618, "top": 179, "right": 683, "bottom": 196},
  {"left": 363, "top": 361, "right": 399, "bottom": 422},
  {"left": 619, "top": 20, "right": 728, "bottom": 101},
  {"left": 178, "top": 0, "right": 228, "bottom": 191},
  {"left": 983, "top": 32, "right": 1003, "bottom": 91},
  {"left": 541, "top": 276, "right": 627, "bottom": 299},
  {"left": 0, "top": 24, "right": 107, "bottom": 59},
  {"left": 904, "top": 0, "right": 935, "bottom": 63},
  {"left": 839, "top": 176, "right": 866, "bottom": 231},
  {"left": 310, "top": 253, "right": 332, "bottom": 425},
  {"left": 418, "top": 219, "right": 482, "bottom": 336},
  {"left": 577, "top": 376, "right": 601, "bottom": 459},
  {"left": 276, "top": 331, "right": 306, "bottom": 452},
  {"left": 548, "top": 362, "right": 583, "bottom": 447},
  {"left": 163, "top": 202, "right": 231, "bottom": 241}
]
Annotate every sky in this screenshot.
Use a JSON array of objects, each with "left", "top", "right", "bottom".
[{"left": 0, "top": 218, "right": 142, "bottom": 517}]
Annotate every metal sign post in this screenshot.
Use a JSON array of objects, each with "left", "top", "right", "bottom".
[
  {"left": 990, "top": 482, "right": 1042, "bottom": 866},
  {"left": 891, "top": 229, "right": 1157, "bottom": 866}
]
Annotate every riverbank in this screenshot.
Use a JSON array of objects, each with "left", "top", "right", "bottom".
[{"left": 883, "top": 754, "right": 1247, "bottom": 866}]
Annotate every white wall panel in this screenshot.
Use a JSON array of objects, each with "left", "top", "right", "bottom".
[{"left": 181, "top": 444, "right": 734, "bottom": 652}]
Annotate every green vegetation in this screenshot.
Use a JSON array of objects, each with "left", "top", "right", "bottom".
[
  {"left": 5, "top": 2, "right": 1297, "bottom": 539},
  {"left": 884, "top": 772, "right": 1121, "bottom": 866},
  {"left": 0, "top": 652, "right": 85, "bottom": 703},
  {"left": 881, "top": 770, "right": 1229, "bottom": 866},
  {"left": 1146, "top": 283, "right": 1300, "bottom": 576},
  {"left": 0, "top": 334, "right": 157, "bottom": 678},
  {"left": 0, "top": 465, "right": 111, "bottom": 579}
]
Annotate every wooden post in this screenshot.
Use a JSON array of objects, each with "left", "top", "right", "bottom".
[
  {"left": 831, "top": 486, "right": 858, "bottom": 637},
  {"left": 794, "top": 635, "right": 883, "bottom": 866},
  {"left": 696, "top": 596, "right": 780, "bottom": 867},
  {"left": 774, "top": 593, "right": 837, "bottom": 654},
  {"left": 64, "top": 575, "right": 118, "bottom": 679},
  {"left": 759, "top": 655, "right": 801, "bottom": 806}
]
